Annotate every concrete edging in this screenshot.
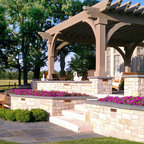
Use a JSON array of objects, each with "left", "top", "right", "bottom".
[
  {"left": 85, "top": 100, "right": 144, "bottom": 111},
  {"left": 9, "top": 94, "right": 97, "bottom": 100}
]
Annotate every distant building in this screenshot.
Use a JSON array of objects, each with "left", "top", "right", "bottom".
[{"left": 105, "top": 47, "right": 144, "bottom": 77}]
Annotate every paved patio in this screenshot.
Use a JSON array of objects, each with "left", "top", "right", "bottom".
[{"left": 0, "top": 119, "right": 103, "bottom": 144}]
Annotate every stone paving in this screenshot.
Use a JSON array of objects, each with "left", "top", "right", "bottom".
[{"left": 0, "top": 119, "right": 103, "bottom": 144}]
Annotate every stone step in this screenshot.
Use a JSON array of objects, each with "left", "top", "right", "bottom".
[
  {"left": 74, "top": 104, "right": 86, "bottom": 112},
  {"left": 62, "top": 109, "right": 85, "bottom": 121},
  {"left": 50, "top": 116, "right": 93, "bottom": 133}
]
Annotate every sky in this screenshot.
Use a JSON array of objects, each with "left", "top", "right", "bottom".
[
  {"left": 115, "top": 0, "right": 144, "bottom": 5},
  {"left": 42, "top": 0, "right": 144, "bottom": 72}
]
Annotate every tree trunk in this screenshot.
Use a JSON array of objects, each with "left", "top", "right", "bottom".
[
  {"left": 60, "top": 52, "right": 65, "bottom": 76},
  {"left": 18, "top": 68, "right": 21, "bottom": 86},
  {"left": 22, "top": 39, "right": 28, "bottom": 85},
  {"left": 34, "top": 65, "right": 40, "bottom": 80}
]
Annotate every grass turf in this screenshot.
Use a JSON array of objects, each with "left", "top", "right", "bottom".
[
  {"left": 0, "top": 140, "right": 17, "bottom": 144},
  {"left": 46, "top": 137, "right": 144, "bottom": 144},
  {"left": 0, "top": 80, "right": 32, "bottom": 90}
]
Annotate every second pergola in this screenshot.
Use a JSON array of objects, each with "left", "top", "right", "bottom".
[{"left": 39, "top": 0, "right": 144, "bottom": 79}]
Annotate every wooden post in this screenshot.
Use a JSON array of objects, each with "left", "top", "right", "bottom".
[
  {"left": 9, "top": 82, "right": 10, "bottom": 90},
  {"left": 94, "top": 18, "right": 107, "bottom": 77},
  {"left": 14, "top": 83, "right": 16, "bottom": 88}
]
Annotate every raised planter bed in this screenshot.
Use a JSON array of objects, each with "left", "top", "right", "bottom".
[
  {"left": 84, "top": 99, "right": 144, "bottom": 143},
  {"left": 7, "top": 93, "right": 96, "bottom": 116}
]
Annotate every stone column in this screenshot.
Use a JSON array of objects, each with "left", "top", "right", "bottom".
[
  {"left": 88, "top": 77, "right": 113, "bottom": 95},
  {"left": 47, "top": 41, "right": 54, "bottom": 80},
  {"left": 94, "top": 18, "right": 107, "bottom": 77},
  {"left": 124, "top": 74, "right": 144, "bottom": 97}
]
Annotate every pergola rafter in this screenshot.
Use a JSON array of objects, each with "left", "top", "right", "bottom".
[{"left": 39, "top": 0, "right": 144, "bottom": 79}]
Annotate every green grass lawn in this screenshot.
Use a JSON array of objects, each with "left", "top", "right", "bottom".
[
  {"left": 0, "top": 80, "right": 32, "bottom": 90},
  {"left": 0, "top": 140, "right": 17, "bottom": 144},
  {"left": 0, "top": 137, "right": 143, "bottom": 144},
  {"left": 46, "top": 137, "right": 144, "bottom": 144}
]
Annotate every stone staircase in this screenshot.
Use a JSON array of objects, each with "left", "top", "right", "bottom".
[{"left": 50, "top": 104, "right": 93, "bottom": 133}]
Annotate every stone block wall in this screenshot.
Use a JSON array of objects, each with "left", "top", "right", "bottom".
[
  {"left": 84, "top": 101, "right": 144, "bottom": 143},
  {"left": 32, "top": 77, "right": 112, "bottom": 96},
  {"left": 124, "top": 75, "right": 144, "bottom": 97},
  {"left": 9, "top": 95, "right": 86, "bottom": 116}
]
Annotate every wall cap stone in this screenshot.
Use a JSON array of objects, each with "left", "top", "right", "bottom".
[
  {"left": 123, "top": 75, "right": 144, "bottom": 78},
  {"left": 88, "top": 76, "right": 113, "bottom": 80},
  {"left": 85, "top": 100, "right": 144, "bottom": 111},
  {"left": 32, "top": 80, "right": 92, "bottom": 84},
  {"left": 9, "top": 94, "right": 97, "bottom": 100}
]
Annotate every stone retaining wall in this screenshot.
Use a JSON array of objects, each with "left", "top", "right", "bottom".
[
  {"left": 84, "top": 100, "right": 144, "bottom": 143},
  {"left": 8, "top": 95, "right": 87, "bottom": 116},
  {"left": 32, "top": 77, "right": 112, "bottom": 96},
  {"left": 124, "top": 75, "right": 144, "bottom": 97}
]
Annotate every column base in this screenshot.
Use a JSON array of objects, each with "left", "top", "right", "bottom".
[
  {"left": 123, "top": 74, "right": 144, "bottom": 97},
  {"left": 94, "top": 70, "right": 107, "bottom": 77},
  {"left": 88, "top": 76, "right": 113, "bottom": 95}
]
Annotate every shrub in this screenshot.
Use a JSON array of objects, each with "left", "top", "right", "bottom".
[
  {"left": 15, "top": 109, "right": 32, "bottom": 122},
  {"left": 119, "top": 80, "right": 124, "bottom": 90},
  {"left": 0, "top": 109, "right": 6, "bottom": 119},
  {"left": 0, "top": 108, "right": 47, "bottom": 122},
  {"left": 5, "top": 109, "right": 16, "bottom": 121},
  {"left": 31, "top": 109, "right": 47, "bottom": 122}
]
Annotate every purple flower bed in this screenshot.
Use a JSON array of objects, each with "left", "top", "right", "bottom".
[
  {"left": 98, "top": 96, "right": 144, "bottom": 106},
  {"left": 9, "top": 89, "right": 89, "bottom": 97}
]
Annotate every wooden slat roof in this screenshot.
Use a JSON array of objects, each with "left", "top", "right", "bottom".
[{"left": 39, "top": 0, "right": 144, "bottom": 47}]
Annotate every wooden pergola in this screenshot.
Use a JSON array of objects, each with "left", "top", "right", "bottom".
[{"left": 39, "top": 0, "right": 144, "bottom": 79}]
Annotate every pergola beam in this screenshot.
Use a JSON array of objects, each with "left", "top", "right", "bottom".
[
  {"left": 46, "top": 11, "right": 90, "bottom": 35},
  {"left": 93, "top": 0, "right": 112, "bottom": 12},
  {"left": 126, "top": 3, "right": 141, "bottom": 13},
  {"left": 38, "top": 0, "right": 144, "bottom": 78},
  {"left": 134, "top": 6, "right": 144, "bottom": 15},
  {"left": 116, "top": 1, "right": 132, "bottom": 12},
  {"left": 83, "top": 6, "right": 144, "bottom": 25},
  {"left": 109, "top": 0, "right": 122, "bottom": 10},
  {"left": 106, "top": 22, "right": 130, "bottom": 44},
  {"left": 38, "top": 32, "right": 52, "bottom": 41}
]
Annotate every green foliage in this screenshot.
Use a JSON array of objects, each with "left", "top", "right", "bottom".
[
  {"left": 120, "top": 80, "right": 124, "bottom": 90},
  {"left": 0, "top": 0, "right": 99, "bottom": 82},
  {"left": 0, "top": 109, "right": 6, "bottom": 119},
  {"left": 15, "top": 109, "right": 32, "bottom": 122},
  {"left": 68, "top": 44, "right": 96, "bottom": 79},
  {"left": 0, "top": 109, "right": 47, "bottom": 122},
  {"left": 31, "top": 109, "right": 47, "bottom": 122},
  {"left": 0, "top": 71, "right": 34, "bottom": 80},
  {"left": 5, "top": 109, "right": 16, "bottom": 121},
  {"left": 0, "top": 140, "right": 17, "bottom": 144},
  {"left": 47, "top": 137, "right": 144, "bottom": 144}
]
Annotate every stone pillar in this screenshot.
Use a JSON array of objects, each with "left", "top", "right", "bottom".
[
  {"left": 94, "top": 18, "right": 107, "bottom": 77},
  {"left": 47, "top": 41, "right": 54, "bottom": 80},
  {"left": 124, "top": 74, "right": 144, "bottom": 97},
  {"left": 88, "top": 77, "right": 113, "bottom": 95}
]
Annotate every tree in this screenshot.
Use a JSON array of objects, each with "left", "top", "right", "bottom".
[
  {"left": 21, "top": 6, "right": 51, "bottom": 79},
  {"left": 0, "top": 0, "right": 52, "bottom": 83},
  {"left": 0, "top": 0, "right": 99, "bottom": 83},
  {"left": 0, "top": 6, "right": 9, "bottom": 70},
  {"left": 68, "top": 44, "right": 96, "bottom": 79},
  {"left": 54, "top": 0, "right": 99, "bottom": 76},
  {"left": 0, "top": 5, "right": 23, "bottom": 85},
  {"left": 57, "top": 0, "right": 99, "bottom": 77}
]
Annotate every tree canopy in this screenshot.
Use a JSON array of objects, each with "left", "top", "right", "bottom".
[{"left": 0, "top": 0, "right": 99, "bottom": 83}]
